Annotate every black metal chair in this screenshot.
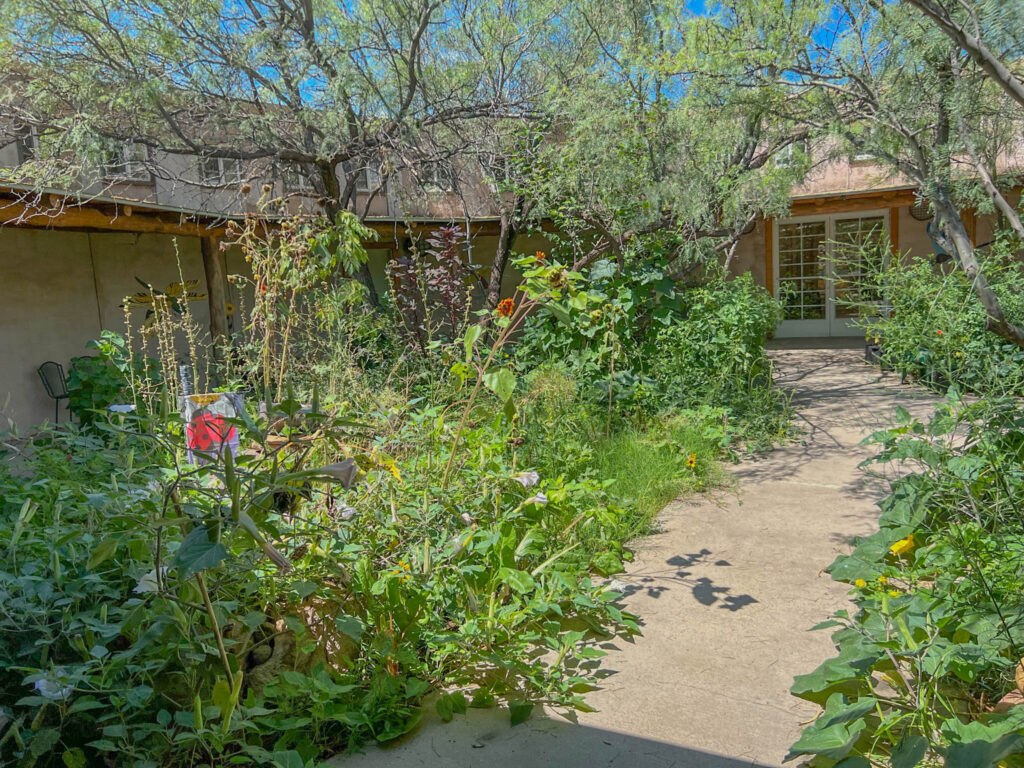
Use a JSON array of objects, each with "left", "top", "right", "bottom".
[{"left": 37, "top": 361, "right": 69, "bottom": 422}]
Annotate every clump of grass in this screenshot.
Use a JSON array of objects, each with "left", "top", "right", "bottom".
[{"left": 588, "top": 416, "right": 725, "bottom": 542}]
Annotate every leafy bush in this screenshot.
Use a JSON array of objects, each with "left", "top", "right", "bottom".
[
  {"left": 648, "top": 274, "right": 786, "bottom": 446},
  {"left": 789, "top": 393, "right": 1024, "bottom": 767},
  {"left": 514, "top": 259, "right": 787, "bottom": 447},
  {"left": 863, "top": 244, "right": 1024, "bottom": 396},
  {"left": 66, "top": 332, "right": 157, "bottom": 424}
]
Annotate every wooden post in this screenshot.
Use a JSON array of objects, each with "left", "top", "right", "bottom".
[
  {"left": 201, "top": 235, "right": 228, "bottom": 380},
  {"left": 764, "top": 217, "right": 774, "bottom": 296},
  {"left": 888, "top": 206, "right": 900, "bottom": 259}
]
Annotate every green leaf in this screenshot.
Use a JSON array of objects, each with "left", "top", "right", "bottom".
[
  {"left": 294, "top": 580, "right": 318, "bottom": 599},
  {"left": 30, "top": 728, "right": 61, "bottom": 758},
  {"left": 463, "top": 324, "right": 482, "bottom": 363},
  {"left": 509, "top": 700, "right": 534, "bottom": 726},
  {"left": 271, "top": 750, "right": 306, "bottom": 768},
  {"left": 87, "top": 537, "right": 119, "bottom": 570},
  {"left": 211, "top": 680, "right": 232, "bottom": 717},
  {"left": 334, "top": 614, "right": 365, "bottom": 644},
  {"left": 62, "top": 749, "right": 87, "bottom": 768},
  {"left": 435, "top": 692, "right": 467, "bottom": 723},
  {"left": 405, "top": 678, "right": 430, "bottom": 699},
  {"left": 498, "top": 567, "right": 535, "bottom": 594},
  {"left": 174, "top": 525, "right": 228, "bottom": 578},
  {"left": 891, "top": 733, "right": 927, "bottom": 768},
  {"left": 482, "top": 367, "right": 516, "bottom": 402}
]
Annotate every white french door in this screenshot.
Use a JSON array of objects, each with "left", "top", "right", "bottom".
[{"left": 773, "top": 211, "right": 889, "bottom": 338}]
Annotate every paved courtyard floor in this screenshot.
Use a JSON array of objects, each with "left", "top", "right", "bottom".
[{"left": 334, "top": 343, "right": 936, "bottom": 768}]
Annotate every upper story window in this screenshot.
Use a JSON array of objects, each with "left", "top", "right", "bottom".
[
  {"left": 282, "top": 163, "right": 316, "bottom": 194},
  {"left": 353, "top": 166, "right": 381, "bottom": 193},
  {"left": 774, "top": 139, "right": 808, "bottom": 168},
  {"left": 421, "top": 161, "right": 456, "bottom": 192},
  {"left": 198, "top": 156, "right": 243, "bottom": 187},
  {"left": 14, "top": 126, "right": 40, "bottom": 164},
  {"left": 102, "top": 140, "right": 152, "bottom": 183},
  {"left": 480, "top": 153, "right": 512, "bottom": 189}
]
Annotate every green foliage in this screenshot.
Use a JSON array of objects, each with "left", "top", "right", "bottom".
[
  {"left": 862, "top": 246, "right": 1024, "bottom": 396},
  {"left": 516, "top": 258, "right": 788, "bottom": 449},
  {"left": 66, "top": 331, "right": 157, "bottom": 424},
  {"left": 648, "top": 274, "right": 787, "bottom": 448},
  {"left": 790, "top": 393, "right": 1024, "bottom": 767}
]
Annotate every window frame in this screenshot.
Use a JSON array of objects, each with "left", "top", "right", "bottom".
[
  {"left": 102, "top": 140, "right": 153, "bottom": 184},
  {"left": 198, "top": 156, "right": 243, "bottom": 187}
]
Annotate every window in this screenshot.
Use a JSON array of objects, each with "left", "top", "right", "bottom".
[
  {"left": 353, "top": 166, "right": 380, "bottom": 192},
  {"left": 103, "top": 140, "right": 152, "bottom": 182},
  {"left": 198, "top": 156, "right": 243, "bottom": 186},
  {"left": 774, "top": 139, "right": 808, "bottom": 168},
  {"left": 282, "top": 164, "right": 315, "bottom": 193},
  {"left": 480, "top": 154, "right": 512, "bottom": 188},
  {"left": 14, "top": 127, "right": 40, "bottom": 164},
  {"left": 421, "top": 162, "right": 456, "bottom": 192}
]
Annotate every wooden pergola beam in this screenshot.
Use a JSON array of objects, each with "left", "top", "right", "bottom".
[{"left": 0, "top": 198, "right": 229, "bottom": 237}]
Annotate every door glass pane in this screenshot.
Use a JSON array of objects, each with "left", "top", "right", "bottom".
[
  {"left": 831, "top": 216, "right": 886, "bottom": 318},
  {"left": 778, "top": 221, "right": 826, "bottom": 320}
]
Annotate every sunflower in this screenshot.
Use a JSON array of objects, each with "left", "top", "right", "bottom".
[{"left": 122, "top": 277, "right": 207, "bottom": 334}]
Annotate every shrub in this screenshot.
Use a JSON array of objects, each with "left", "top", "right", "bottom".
[
  {"left": 648, "top": 274, "right": 787, "bottom": 448},
  {"left": 863, "top": 243, "right": 1024, "bottom": 396},
  {"left": 789, "top": 393, "right": 1024, "bottom": 766}
]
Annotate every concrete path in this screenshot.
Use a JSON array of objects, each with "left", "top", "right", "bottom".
[{"left": 334, "top": 344, "right": 935, "bottom": 768}]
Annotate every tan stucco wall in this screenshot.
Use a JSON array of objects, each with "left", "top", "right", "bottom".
[
  {"left": 727, "top": 222, "right": 768, "bottom": 289},
  {"left": 0, "top": 228, "right": 104, "bottom": 426},
  {"left": 0, "top": 228, "right": 216, "bottom": 427}
]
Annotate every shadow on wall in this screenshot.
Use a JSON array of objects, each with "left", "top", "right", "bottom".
[{"left": 333, "top": 704, "right": 778, "bottom": 768}]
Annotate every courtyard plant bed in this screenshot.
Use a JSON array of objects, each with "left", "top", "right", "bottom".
[{"left": 0, "top": 216, "right": 785, "bottom": 767}]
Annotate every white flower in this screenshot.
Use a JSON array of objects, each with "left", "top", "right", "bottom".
[
  {"left": 145, "top": 479, "right": 162, "bottom": 495},
  {"left": 133, "top": 567, "right": 168, "bottom": 594},
  {"left": 527, "top": 492, "right": 548, "bottom": 506},
  {"left": 460, "top": 513, "right": 473, "bottom": 526},
  {"left": 33, "top": 671, "right": 73, "bottom": 701},
  {"left": 513, "top": 471, "right": 540, "bottom": 489},
  {"left": 108, "top": 403, "right": 137, "bottom": 413},
  {"left": 338, "top": 504, "right": 358, "bottom": 521}
]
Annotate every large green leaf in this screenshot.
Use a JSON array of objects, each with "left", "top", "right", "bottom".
[
  {"left": 174, "top": 525, "right": 228, "bottom": 578},
  {"left": 891, "top": 733, "right": 927, "bottom": 768},
  {"left": 483, "top": 367, "right": 516, "bottom": 402}
]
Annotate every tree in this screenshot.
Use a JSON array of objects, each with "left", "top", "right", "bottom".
[
  {"left": 755, "top": 0, "right": 1024, "bottom": 347},
  {"left": 0, "top": 0, "right": 543, "bottom": 306},
  {"left": 522, "top": 0, "right": 810, "bottom": 278}
]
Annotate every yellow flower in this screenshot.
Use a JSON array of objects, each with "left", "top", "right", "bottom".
[
  {"left": 889, "top": 590, "right": 901, "bottom": 597},
  {"left": 889, "top": 534, "right": 915, "bottom": 556},
  {"left": 878, "top": 575, "right": 888, "bottom": 585},
  {"left": 686, "top": 452, "right": 697, "bottom": 469},
  {"left": 854, "top": 579, "right": 867, "bottom": 588}
]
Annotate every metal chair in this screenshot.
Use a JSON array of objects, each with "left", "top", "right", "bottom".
[{"left": 37, "top": 361, "right": 69, "bottom": 423}]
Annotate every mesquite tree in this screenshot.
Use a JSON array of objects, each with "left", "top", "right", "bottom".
[
  {"left": 758, "top": 0, "right": 1024, "bottom": 347},
  {"left": 0, "top": 0, "right": 546, "bottom": 305}
]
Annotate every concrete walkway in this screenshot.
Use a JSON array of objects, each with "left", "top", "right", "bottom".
[{"left": 335, "top": 344, "right": 935, "bottom": 768}]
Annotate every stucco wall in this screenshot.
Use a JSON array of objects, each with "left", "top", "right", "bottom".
[
  {"left": 0, "top": 229, "right": 103, "bottom": 426},
  {"left": 0, "top": 228, "right": 216, "bottom": 427}
]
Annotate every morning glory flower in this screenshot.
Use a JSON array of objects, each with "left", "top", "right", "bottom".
[
  {"left": 33, "top": 670, "right": 73, "bottom": 701},
  {"left": 133, "top": 567, "right": 168, "bottom": 594},
  {"left": 527, "top": 492, "right": 548, "bottom": 506},
  {"left": 513, "top": 471, "right": 540, "bottom": 489}
]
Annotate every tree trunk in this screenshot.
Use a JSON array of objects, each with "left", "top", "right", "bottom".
[
  {"left": 486, "top": 207, "right": 518, "bottom": 311},
  {"left": 932, "top": 192, "right": 1024, "bottom": 348},
  {"left": 201, "top": 234, "right": 229, "bottom": 384},
  {"left": 319, "top": 160, "right": 379, "bottom": 308}
]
